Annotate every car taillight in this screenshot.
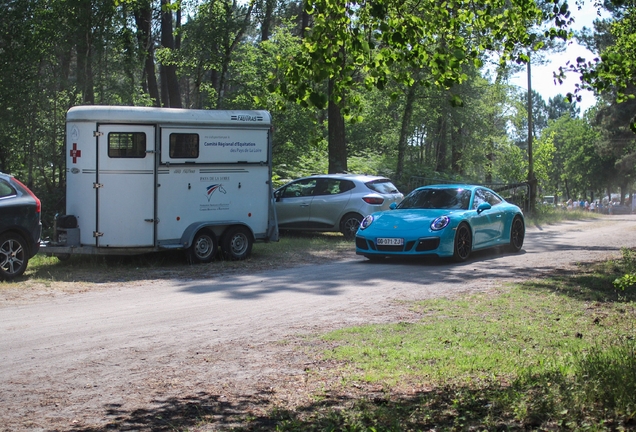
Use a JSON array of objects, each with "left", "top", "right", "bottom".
[
  {"left": 13, "top": 178, "right": 41, "bottom": 213},
  {"left": 363, "top": 197, "right": 384, "bottom": 205}
]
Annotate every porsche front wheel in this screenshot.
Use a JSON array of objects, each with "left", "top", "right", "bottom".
[{"left": 452, "top": 223, "right": 472, "bottom": 262}]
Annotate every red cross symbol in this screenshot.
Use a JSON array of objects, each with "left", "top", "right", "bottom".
[{"left": 70, "top": 143, "right": 82, "bottom": 163}]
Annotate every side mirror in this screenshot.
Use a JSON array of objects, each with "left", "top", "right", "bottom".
[
  {"left": 389, "top": 202, "right": 397, "bottom": 210},
  {"left": 274, "top": 190, "right": 281, "bottom": 201},
  {"left": 476, "top": 202, "right": 491, "bottom": 214}
]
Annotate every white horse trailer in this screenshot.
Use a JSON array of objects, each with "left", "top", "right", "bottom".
[{"left": 42, "top": 105, "right": 278, "bottom": 262}]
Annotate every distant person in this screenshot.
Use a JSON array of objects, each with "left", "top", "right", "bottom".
[{"left": 589, "top": 201, "right": 596, "bottom": 212}]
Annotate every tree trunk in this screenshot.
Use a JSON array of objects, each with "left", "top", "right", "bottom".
[
  {"left": 327, "top": 77, "right": 347, "bottom": 173},
  {"left": 161, "top": 0, "right": 182, "bottom": 108},
  {"left": 451, "top": 119, "right": 463, "bottom": 176},
  {"left": 396, "top": 84, "right": 416, "bottom": 182},
  {"left": 527, "top": 58, "right": 536, "bottom": 214},
  {"left": 435, "top": 116, "right": 447, "bottom": 172},
  {"left": 300, "top": 0, "right": 310, "bottom": 38},
  {"left": 217, "top": 1, "right": 253, "bottom": 109},
  {"left": 134, "top": 2, "right": 160, "bottom": 106},
  {"left": 261, "top": 0, "right": 275, "bottom": 41},
  {"left": 76, "top": 0, "right": 94, "bottom": 104}
]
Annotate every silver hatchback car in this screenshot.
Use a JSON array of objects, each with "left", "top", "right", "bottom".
[{"left": 274, "top": 174, "right": 403, "bottom": 239}]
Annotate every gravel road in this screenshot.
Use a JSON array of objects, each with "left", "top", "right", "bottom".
[{"left": 1, "top": 215, "right": 635, "bottom": 431}]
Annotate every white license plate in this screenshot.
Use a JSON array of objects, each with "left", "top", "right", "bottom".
[{"left": 377, "top": 237, "right": 404, "bottom": 246}]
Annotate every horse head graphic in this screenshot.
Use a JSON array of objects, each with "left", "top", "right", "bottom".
[{"left": 206, "top": 184, "right": 227, "bottom": 201}]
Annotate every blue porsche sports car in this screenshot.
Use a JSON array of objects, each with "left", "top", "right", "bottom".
[{"left": 355, "top": 184, "right": 525, "bottom": 262}]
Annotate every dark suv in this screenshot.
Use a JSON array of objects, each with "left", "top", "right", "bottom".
[{"left": 0, "top": 172, "right": 42, "bottom": 280}]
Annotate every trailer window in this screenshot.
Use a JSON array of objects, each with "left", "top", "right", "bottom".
[
  {"left": 108, "top": 132, "right": 147, "bottom": 158},
  {"left": 169, "top": 133, "right": 199, "bottom": 159}
]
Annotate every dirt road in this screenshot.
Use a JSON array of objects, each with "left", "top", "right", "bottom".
[{"left": 1, "top": 216, "right": 635, "bottom": 431}]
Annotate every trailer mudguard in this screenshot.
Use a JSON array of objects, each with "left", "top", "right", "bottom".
[{"left": 179, "top": 221, "right": 253, "bottom": 249}]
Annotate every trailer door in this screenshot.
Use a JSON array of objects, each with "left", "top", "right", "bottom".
[{"left": 96, "top": 125, "right": 155, "bottom": 247}]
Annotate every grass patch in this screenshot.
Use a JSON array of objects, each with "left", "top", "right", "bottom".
[{"left": 240, "top": 252, "right": 636, "bottom": 431}]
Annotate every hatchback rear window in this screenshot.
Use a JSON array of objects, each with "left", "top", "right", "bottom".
[
  {"left": 365, "top": 179, "right": 400, "bottom": 194},
  {"left": 0, "top": 180, "right": 16, "bottom": 199}
]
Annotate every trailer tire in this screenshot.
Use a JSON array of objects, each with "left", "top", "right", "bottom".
[
  {"left": 188, "top": 229, "right": 217, "bottom": 264},
  {"left": 221, "top": 226, "right": 253, "bottom": 261}
]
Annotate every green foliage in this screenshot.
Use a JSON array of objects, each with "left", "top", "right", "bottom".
[
  {"left": 271, "top": 0, "right": 560, "bottom": 113},
  {"left": 494, "top": 140, "right": 527, "bottom": 183},
  {"left": 614, "top": 273, "right": 636, "bottom": 291},
  {"left": 537, "top": 116, "right": 608, "bottom": 200},
  {"left": 533, "top": 131, "right": 557, "bottom": 192},
  {"left": 567, "top": 4, "right": 636, "bottom": 132},
  {"left": 572, "top": 5, "right": 636, "bottom": 101},
  {"left": 613, "top": 247, "right": 636, "bottom": 291},
  {"left": 273, "top": 148, "right": 394, "bottom": 188}
]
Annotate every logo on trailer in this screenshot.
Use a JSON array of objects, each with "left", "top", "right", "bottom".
[
  {"left": 70, "top": 143, "right": 82, "bottom": 163},
  {"left": 206, "top": 184, "right": 226, "bottom": 202}
]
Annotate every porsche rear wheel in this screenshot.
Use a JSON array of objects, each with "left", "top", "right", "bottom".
[
  {"left": 452, "top": 223, "right": 472, "bottom": 262},
  {"left": 508, "top": 216, "right": 525, "bottom": 253}
]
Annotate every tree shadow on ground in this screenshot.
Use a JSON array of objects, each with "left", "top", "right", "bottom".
[
  {"left": 518, "top": 258, "right": 636, "bottom": 304},
  {"left": 71, "top": 365, "right": 636, "bottom": 432}
]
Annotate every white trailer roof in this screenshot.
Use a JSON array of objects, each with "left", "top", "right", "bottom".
[{"left": 67, "top": 105, "right": 271, "bottom": 127}]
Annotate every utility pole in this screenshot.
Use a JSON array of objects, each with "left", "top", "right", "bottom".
[{"left": 527, "top": 54, "right": 537, "bottom": 215}]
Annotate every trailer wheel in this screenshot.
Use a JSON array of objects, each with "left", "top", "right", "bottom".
[
  {"left": 0, "top": 233, "right": 29, "bottom": 281},
  {"left": 221, "top": 226, "right": 253, "bottom": 261},
  {"left": 188, "top": 229, "right": 217, "bottom": 264}
]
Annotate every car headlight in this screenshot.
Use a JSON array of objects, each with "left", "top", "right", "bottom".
[
  {"left": 360, "top": 215, "right": 374, "bottom": 230},
  {"left": 431, "top": 215, "right": 450, "bottom": 231}
]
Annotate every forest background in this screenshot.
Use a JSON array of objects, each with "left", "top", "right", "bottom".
[{"left": 1, "top": 0, "right": 635, "bottom": 232}]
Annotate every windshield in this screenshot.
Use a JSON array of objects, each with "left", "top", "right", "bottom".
[{"left": 398, "top": 188, "right": 471, "bottom": 210}]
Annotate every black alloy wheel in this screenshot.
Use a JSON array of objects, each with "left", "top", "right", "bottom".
[
  {"left": 452, "top": 223, "right": 472, "bottom": 262},
  {"left": 508, "top": 216, "right": 525, "bottom": 252}
]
